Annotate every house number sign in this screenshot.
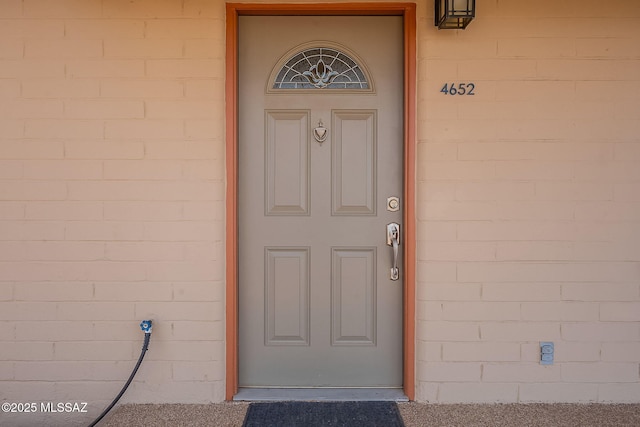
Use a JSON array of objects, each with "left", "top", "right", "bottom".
[{"left": 440, "top": 82, "right": 475, "bottom": 96}]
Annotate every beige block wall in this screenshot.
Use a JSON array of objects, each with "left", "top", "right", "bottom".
[
  {"left": 416, "top": 0, "right": 640, "bottom": 403},
  {"left": 0, "top": 0, "right": 638, "bottom": 423},
  {"left": 1, "top": 1, "right": 226, "bottom": 425}
]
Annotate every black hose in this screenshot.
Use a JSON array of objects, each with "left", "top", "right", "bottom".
[{"left": 87, "top": 330, "right": 151, "bottom": 427}]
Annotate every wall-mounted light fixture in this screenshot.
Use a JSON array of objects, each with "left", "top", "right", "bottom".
[{"left": 435, "top": 0, "right": 475, "bottom": 29}]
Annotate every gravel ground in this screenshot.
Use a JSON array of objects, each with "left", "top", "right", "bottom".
[
  {"left": 398, "top": 403, "right": 640, "bottom": 427},
  {"left": 102, "top": 403, "right": 249, "bottom": 427},
  {"left": 103, "top": 402, "right": 640, "bottom": 427}
]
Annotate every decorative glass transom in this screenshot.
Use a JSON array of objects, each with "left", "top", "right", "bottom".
[{"left": 273, "top": 47, "right": 370, "bottom": 90}]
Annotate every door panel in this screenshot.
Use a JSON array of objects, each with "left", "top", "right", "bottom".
[
  {"left": 239, "top": 15, "right": 403, "bottom": 388},
  {"left": 331, "top": 247, "right": 376, "bottom": 346},
  {"left": 265, "top": 110, "right": 310, "bottom": 215},
  {"left": 265, "top": 247, "right": 310, "bottom": 346},
  {"left": 332, "top": 110, "right": 376, "bottom": 215}
]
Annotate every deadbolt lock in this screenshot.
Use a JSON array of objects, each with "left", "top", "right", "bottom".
[{"left": 387, "top": 196, "right": 400, "bottom": 212}]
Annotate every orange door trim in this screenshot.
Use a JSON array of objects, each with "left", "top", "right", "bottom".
[{"left": 225, "top": 2, "right": 416, "bottom": 401}]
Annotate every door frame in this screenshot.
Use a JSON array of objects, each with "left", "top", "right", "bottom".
[{"left": 225, "top": 2, "right": 416, "bottom": 401}]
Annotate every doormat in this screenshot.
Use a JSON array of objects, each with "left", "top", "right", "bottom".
[{"left": 241, "top": 401, "right": 405, "bottom": 427}]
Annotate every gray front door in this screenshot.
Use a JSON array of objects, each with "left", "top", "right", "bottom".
[{"left": 238, "top": 15, "right": 403, "bottom": 388}]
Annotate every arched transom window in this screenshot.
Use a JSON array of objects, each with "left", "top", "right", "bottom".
[{"left": 272, "top": 45, "right": 371, "bottom": 90}]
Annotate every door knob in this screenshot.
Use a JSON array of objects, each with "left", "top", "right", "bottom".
[{"left": 386, "top": 223, "right": 400, "bottom": 281}]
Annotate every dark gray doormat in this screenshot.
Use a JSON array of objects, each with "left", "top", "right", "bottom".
[{"left": 242, "top": 401, "right": 405, "bottom": 427}]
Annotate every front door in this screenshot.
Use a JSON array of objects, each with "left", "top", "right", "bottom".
[{"left": 238, "top": 15, "right": 403, "bottom": 389}]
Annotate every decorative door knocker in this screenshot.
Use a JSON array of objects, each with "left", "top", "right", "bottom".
[{"left": 313, "top": 119, "right": 327, "bottom": 143}]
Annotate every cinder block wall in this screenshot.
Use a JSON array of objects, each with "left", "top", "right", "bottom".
[
  {"left": 416, "top": 0, "right": 640, "bottom": 403},
  {"left": 0, "top": 2, "right": 639, "bottom": 424},
  {"left": 0, "top": 1, "right": 226, "bottom": 425}
]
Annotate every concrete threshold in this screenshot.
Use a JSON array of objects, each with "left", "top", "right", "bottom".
[{"left": 234, "top": 387, "right": 409, "bottom": 402}]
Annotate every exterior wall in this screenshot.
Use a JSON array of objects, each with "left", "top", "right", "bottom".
[
  {"left": 416, "top": 0, "right": 640, "bottom": 403},
  {"left": 0, "top": 0, "right": 638, "bottom": 424},
  {"left": 0, "top": 1, "right": 227, "bottom": 425}
]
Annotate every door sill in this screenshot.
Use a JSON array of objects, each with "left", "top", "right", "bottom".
[{"left": 233, "top": 388, "right": 408, "bottom": 402}]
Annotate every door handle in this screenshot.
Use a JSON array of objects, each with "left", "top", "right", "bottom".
[{"left": 386, "top": 223, "right": 400, "bottom": 281}]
